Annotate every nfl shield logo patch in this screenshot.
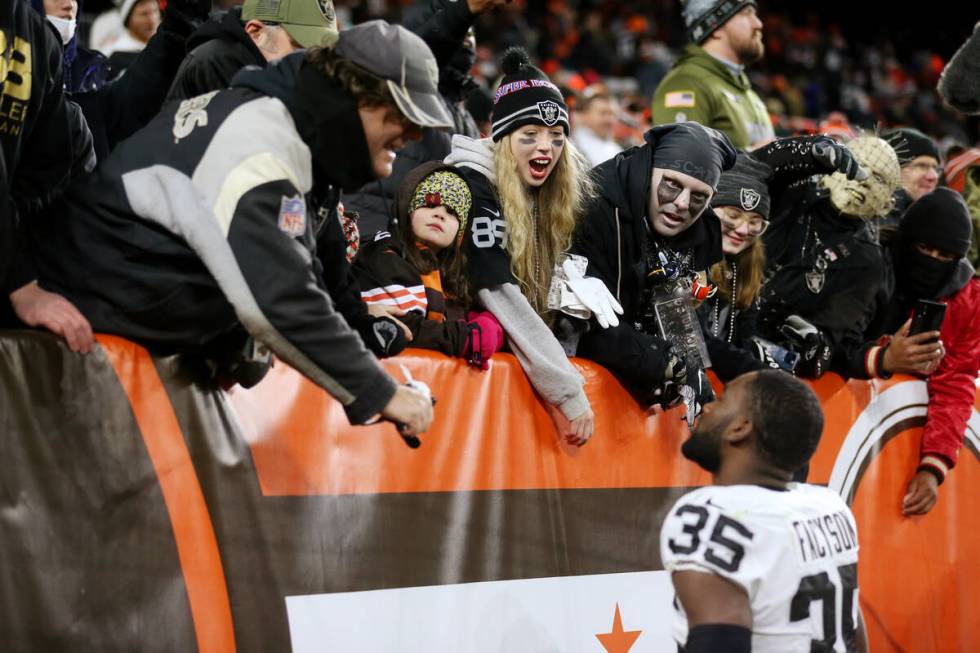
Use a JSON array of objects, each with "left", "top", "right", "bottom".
[
  {"left": 278, "top": 195, "right": 307, "bottom": 237},
  {"left": 740, "top": 188, "right": 761, "bottom": 211},
  {"left": 536, "top": 100, "right": 561, "bottom": 126}
]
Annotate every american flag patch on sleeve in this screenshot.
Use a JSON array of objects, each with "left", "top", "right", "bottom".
[{"left": 664, "top": 91, "right": 696, "bottom": 108}]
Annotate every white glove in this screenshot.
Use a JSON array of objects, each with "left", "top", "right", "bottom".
[
  {"left": 561, "top": 259, "right": 624, "bottom": 328},
  {"left": 444, "top": 135, "right": 495, "bottom": 183}
]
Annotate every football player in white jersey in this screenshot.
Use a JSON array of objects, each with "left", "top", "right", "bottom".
[{"left": 661, "top": 369, "right": 869, "bottom": 652}]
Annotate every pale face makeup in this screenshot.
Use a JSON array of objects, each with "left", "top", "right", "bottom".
[{"left": 647, "top": 168, "right": 714, "bottom": 237}]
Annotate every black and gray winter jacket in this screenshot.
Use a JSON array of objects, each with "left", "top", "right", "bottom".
[{"left": 36, "top": 52, "right": 396, "bottom": 423}]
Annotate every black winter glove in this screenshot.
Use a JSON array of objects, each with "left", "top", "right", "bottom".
[
  {"left": 211, "top": 335, "right": 274, "bottom": 389},
  {"left": 358, "top": 316, "right": 409, "bottom": 358},
  {"left": 778, "top": 315, "right": 833, "bottom": 378},
  {"left": 747, "top": 335, "right": 799, "bottom": 372},
  {"left": 752, "top": 135, "right": 867, "bottom": 180}
]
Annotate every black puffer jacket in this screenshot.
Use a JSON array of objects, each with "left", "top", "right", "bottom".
[{"left": 165, "top": 7, "right": 265, "bottom": 102}]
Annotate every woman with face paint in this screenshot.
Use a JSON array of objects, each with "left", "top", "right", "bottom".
[{"left": 445, "top": 48, "right": 597, "bottom": 446}]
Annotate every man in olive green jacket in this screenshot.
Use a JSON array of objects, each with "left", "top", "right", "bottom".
[{"left": 652, "top": 0, "right": 774, "bottom": 151}]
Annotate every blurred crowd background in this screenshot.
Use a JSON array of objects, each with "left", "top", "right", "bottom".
[{"left": 75, "top": 1, "right": 980, "bottom": 154}]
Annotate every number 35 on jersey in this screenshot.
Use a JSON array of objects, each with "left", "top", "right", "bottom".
[{"left": 660, "top": 484, "right": 861, "bottom": 653}]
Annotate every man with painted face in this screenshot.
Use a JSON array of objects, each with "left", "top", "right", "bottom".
[
  {"left": 661, "top": 369, "right": 869, "bottom": 653},
  {"left": 756, "top": 134, "right": 901, "bottom": 378},
  {"left": 570, "top": 122, "right": 737, "bottom": 414},
  {"left": 836, "top": 188, "right": 980, "bottom": 515}
]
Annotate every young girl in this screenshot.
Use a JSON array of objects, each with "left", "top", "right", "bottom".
[
  {"left": 353, "top": 162, "right": 504, "bottom": 368},
  {"left": 445, "top": 48, "right": 597, "bottom": 445}
]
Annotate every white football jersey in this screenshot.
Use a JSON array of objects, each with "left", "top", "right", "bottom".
[{"left": 660, "top": 483, "right": 860, "bottom": 653}]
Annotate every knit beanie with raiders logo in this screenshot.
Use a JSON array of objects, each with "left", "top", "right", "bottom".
[
  {"left": 490, "top": 47, "right": 569, "bottom": 142},
  {"left": 711, "top": 152, "right": 773, "bottom": 219}
]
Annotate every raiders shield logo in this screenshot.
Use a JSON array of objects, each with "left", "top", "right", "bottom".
[
  {"left": 316, "top": 0, "right": 335, "bottom": 22},
  {"left": 740, "top": 188, "right": 761, "bottom": 211},
  {"left": 536, "top": 101, "right": 561, "bottom": 126},
  {"left": 805, "top": 270, "right": 825, "bottom": 294}
]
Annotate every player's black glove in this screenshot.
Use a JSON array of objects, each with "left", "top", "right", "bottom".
[
  {"left": 779, "top": 315, "right": 834, "bottom": 378},
  {"left": 679, "top": 367, "right": 716, "bottom": 428},
  {"left": 644, "top": 343, "right": 690, "bottom": 409}
]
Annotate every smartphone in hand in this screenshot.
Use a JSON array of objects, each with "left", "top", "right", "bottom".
[{"left": 909, "top": 299, "right": 947, "bottom": 338}]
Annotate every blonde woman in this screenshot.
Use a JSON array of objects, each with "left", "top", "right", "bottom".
[{"left": 445, "top": 48, "right": 597, "bottom": 445}]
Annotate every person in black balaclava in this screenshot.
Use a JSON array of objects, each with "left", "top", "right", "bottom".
[{"left": 836, "top": 187, "right": 980, "bottom": 516}]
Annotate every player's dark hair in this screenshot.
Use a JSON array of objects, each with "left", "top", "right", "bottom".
[{"left": 747, "top": 369, "right": 824, "bottom": 472}]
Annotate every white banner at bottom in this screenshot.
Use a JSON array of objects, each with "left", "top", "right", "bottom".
[{"left": 286, "top": 570, "right": 675, "bottom": 652}]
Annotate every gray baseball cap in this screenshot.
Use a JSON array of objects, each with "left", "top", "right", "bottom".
[{"left": 334, "top": 20, "right": 453, "bottom": 130}]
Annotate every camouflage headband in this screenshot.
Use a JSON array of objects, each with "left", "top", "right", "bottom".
[{"left": 410, "top": 171, "right": 472, "bottom": 237}]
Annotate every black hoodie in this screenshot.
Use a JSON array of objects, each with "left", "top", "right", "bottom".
[
  {"left": 570, "top": 138, "right": 756, "bottom": 400},
  {"left": 166, "top": 6, "right": 265, "bottom": 103}
]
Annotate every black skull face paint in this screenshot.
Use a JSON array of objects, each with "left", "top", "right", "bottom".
[
  {"left": 657, "top": 178, "right": 683, "bottom": 206},
  {"left": 657, "top": 177, "right": 709, "bottom": 216}
]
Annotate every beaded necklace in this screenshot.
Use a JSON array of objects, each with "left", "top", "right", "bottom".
[{"left": 712, "top": 262, "right": 738, "bottom": 342}]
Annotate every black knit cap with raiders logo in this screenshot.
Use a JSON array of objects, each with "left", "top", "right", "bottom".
[
  {"left": 490, "top": 47, "right": 569, "bottom": 142},
  {"left": 711, "top": 152, "right": 773, "bottom": 219}
]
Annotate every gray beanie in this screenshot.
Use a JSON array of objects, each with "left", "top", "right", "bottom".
[
  {"left": 711, "top": 153, "right": 773, "bottom": 219},
  {"left": 681, "top": 0, "right": 757, "bottom": 43}
]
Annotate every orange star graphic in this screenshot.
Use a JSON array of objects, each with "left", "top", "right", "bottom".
[{"left": 595, "top": 603, "right": 642, "bottom": 653}]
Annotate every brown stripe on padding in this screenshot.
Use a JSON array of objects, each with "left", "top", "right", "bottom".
[{"left": 100, "top": 335, "right": 237, "bottom": 653}]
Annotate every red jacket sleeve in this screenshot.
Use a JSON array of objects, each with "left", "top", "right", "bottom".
[{"left": 919, "top": 278, "right": 980, "bottom": 482}]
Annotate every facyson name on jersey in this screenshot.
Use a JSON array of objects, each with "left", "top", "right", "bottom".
[{"left": 791, "top": 510, "right": 858, "bottom": 563}]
